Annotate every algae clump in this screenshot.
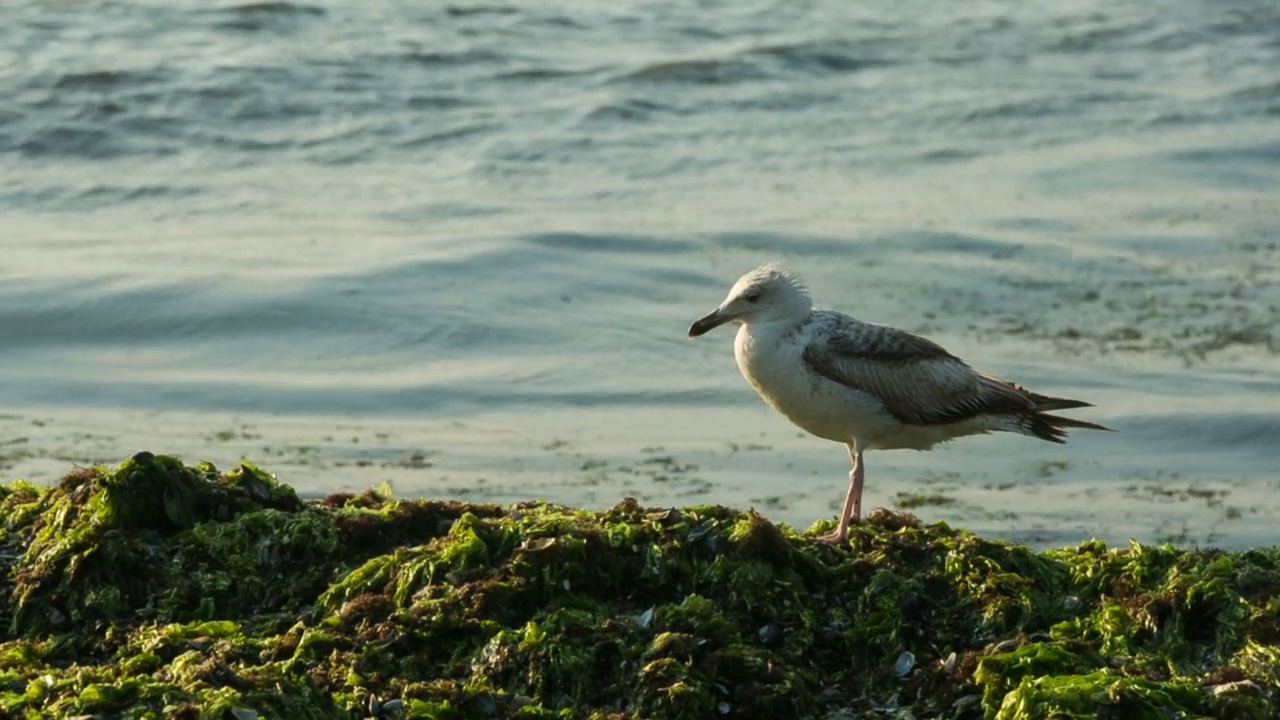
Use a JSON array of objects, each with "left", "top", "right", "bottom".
[{"left": 0, "top": 455, "right": 1277, "bottom": 718}]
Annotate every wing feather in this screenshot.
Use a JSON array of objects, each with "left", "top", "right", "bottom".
[{"left": 801, "top": 314, "right": 1035, "bottom": 426}]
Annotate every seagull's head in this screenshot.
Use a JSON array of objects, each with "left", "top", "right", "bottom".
[{"left": 688, "top": 262, "right": 813, "bottom": 338}]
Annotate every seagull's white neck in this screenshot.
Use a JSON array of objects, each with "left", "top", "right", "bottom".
[
  {"left": 742, "top": 312, "right": 805, "bottom": 333},
  {"left": 736, "top": 311, "right": 809, "bottom": 354}
]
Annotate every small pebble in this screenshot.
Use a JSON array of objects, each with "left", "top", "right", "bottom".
[
  {"left": 758, "top": 623, "right": 784, "bottom": 647},
  {"left": 706, "top": 535, "right": 729, "bottom": 555},
  {"left": 869, "top": 698, "right": 898, "bottom": 713},
  {"left": 648, "top": 508, "right": 682, "bottom": 523},
  {"left": 688, "top": 523, "right": 714, "bottom": 541},
  {"left": 1210, "top": 680, "right": 1263, "bottom": 697},
  {"left": 520, "top": 537, "right": 557, "bottom": 552},
  {"left": 893, "top": 650, "right": 915, "bottom": 678},
  {"left": 993, "top": 638, "right": 1020, "bottom": 652},
  {"left": 382, "top": 699, "right": 405, "bottom": 714},
  {"left": 468, "top": 696, "right": 493, "bottom": 717},
  {"left": 632, "top": 607, "right": 655, "bottom": 629}
]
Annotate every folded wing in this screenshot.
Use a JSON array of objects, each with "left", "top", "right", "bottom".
[{"left": 801, "top": 314, "right": 1106, "bottom": 440}]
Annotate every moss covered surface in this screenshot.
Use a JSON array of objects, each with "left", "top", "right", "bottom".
[{"left": 0, "top": 454, "right": 1277, "bottom": 719}]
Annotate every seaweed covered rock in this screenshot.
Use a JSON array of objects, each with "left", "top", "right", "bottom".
[{"left": 0, "top": 456, "right": 1277, "bottom": 719}]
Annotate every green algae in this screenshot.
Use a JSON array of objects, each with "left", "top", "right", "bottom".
[{"left": 0, "top": 456, "right": 1277, "bottom": 718}]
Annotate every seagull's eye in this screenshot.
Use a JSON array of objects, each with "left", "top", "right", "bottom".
[{"left": 744, "top": 290, "right": 763, "bottom": 303}]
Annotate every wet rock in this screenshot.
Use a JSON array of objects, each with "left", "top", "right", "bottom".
[
  {"left": 519, "top": 536, "right": 557, "bottom": 552},
  {"left": 815, "top": 687, "right": 843, "bottom": 704},
  {"left": 898, "top": 593, "right": 923, "bottom": 621},
  {"left": 706, "top": 534, "right": 729, "bottom": 555},
  {"left": 469, "top": 695, "right": 495, "bottom": 717},
  {"left": 237, "top": 464, "right": 272, "bottom": 502},
  {"left": 688, "top": 522, "right": 714, "bottom": 541},
  {"left": 1209, "top": 680, "right": 1270, "bottom": 720},
  {"left": 648, "top": 507, "right": 682, "bottom": 524}
]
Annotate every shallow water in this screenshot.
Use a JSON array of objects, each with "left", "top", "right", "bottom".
[{"left": 2, "top": 0, "right": 1278, "bottom": 548}]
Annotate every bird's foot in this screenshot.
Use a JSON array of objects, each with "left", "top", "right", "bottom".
[{"left": 813, "top": 529, "right": 849, "bottom": 545}]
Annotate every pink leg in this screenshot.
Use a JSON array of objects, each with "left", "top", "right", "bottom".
[{"left": 817, "top": 447, "right": 863, "bottom": 544}]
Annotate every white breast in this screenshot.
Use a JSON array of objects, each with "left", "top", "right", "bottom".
[{"left": 733, "top": 321, "right": 899, "bottom": 446}]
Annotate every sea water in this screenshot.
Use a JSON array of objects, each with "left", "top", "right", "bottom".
[{"left": 2, "top": 0, "right": 1278, "bottom": 547}]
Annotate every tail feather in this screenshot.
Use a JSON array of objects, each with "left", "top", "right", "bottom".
[
  {"left": 975, "top": 373, "right": 1111, "bottom": 443},
  {"left": 1029, "top": 394, "right": 1094, "bottom": 413},
  {"left": 1025, "top": 411, "right": 1113, "bottom": 444}
]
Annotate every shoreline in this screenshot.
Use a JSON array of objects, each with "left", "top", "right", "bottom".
[{"left": 1, "top": 405, "right": 1272, "bottom": 552}]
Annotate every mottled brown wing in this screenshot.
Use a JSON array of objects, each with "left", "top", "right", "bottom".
[{"left": 801, "top": 316, "right": 1035, "bottom": 426}]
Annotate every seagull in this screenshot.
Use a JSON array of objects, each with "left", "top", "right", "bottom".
[{"left": 687, "top": 262, "right": 1110, "bottom": 545}]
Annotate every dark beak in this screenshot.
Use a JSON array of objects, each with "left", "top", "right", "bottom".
[{"left": 688, "top": 309, "right": 732, "bottom": 338}]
